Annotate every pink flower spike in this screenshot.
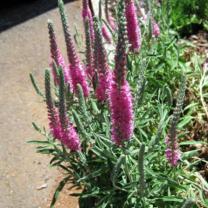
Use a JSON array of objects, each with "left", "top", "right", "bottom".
[
  {"left": 125, "top": 0, "right": 142, "bottom": 53},
  {"left": 61, "top": 123, "right": 81, "bottom": 151},
  {"left": 82, "top": 0, "right": 94, "bottom": 42},
  {"left": 102, "top": 25, "right": 112, "bottom": 43},
  {"left": 48, "top": 20, "right": 69, "bottom": 85},
  {"left": 69, "top": 64, "right": 90, "bottom": 97},
  {"left": 152, "top": 20, "right": 160, "bottom": 38},
  {"left": 109, "top": 80, "right": 134, "bottom": 145},
  {"left": 45, "top": 69, "right": 62, "bottom": 140},
  {"left": 49, "top": 50, "right": 70, "bottom": 85},
  {"left": 104, "top": 0, "right": 116, "bottom": 30},
  {"left": 165, "top": 135, "right": 181, "bottom": 166},
  {"left": 84, "top": 18, "right": 94, "bottom": 80},
  {"left": 49, "top": 109, "right": 62, "bottom": 140},
  {"left": 96, "top": 71, "right": 112, "bottom": 101}
]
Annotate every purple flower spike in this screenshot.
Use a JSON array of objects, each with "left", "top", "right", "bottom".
[
  {"left": 108, "top": 0, "right": 134, "bottom": 145},
  {"left": 45, "top": 69, "right": 62, "bottom": 140},
  {"left": 125, "top": 0, "right": 142, "bottom": 52},
  {"left": 48, "top": 20, "right": 69, "bottom": 85},
  {"left": 96, "top": 71, "right": 112, "bottom": 101},
  {"left": 165, "top": 76, "right": 186, "bottom": 167},
  {"left": 84, "top": 18, "right": 94, "bottom": 80},
  {"left": 49, "top": 109, "right": 63, "bottom": 140},
  {"left": 152, "top": 20, "right": 160, "bottom": 38},
  {"left": 69, "top": 64, "right": 89, "bottom": 97},
  {"left": 58, "top": 0, "right": 89, "bottom": 97},
  {"left": 93, "top": 18, "right": 112, "bottom": 101},
  {"left": 165, "top": 135, "right": 181, "bottom": 166},
  {"left": 109, "top": 80, "right": 133, "bottom": 145},
  {"left": 82, "top": 0, "right": 94, "bottom": 42},
  {"left": 104, "top": 0, "right": 116, "bottom": 30},
  {"left": 62, "top": 123, "right": 81, "bottom": 151}
]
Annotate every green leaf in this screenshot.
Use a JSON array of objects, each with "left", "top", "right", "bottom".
[
  {"left": 30, "top": 73, "right": 44, "bottom": 98},
  {"left": 181, "top": 198, "right": 195, "bottom": 208},
  {"left": 182, "top": 150, "right": 199, "bottom": 159},
  {"left": 27, "top": 140, "right": 50, "bottom": 145},
  {"left": 160, "top": 196, "right": 183, "bottom": 202},
  {"left": 111, "top": 155, "right": 125, "bottom": 190},
  {"left": 180, "top": 141, "right": 206, "bottom": 146},
  {"left": 77, "top": 84, "right": 88, "bottom": 119},
  {"left": 178, "top": 116, "right": 193, "bottom": 129},
  {"left": 50, "top": 175, "right": 71, "bottom": 208},
  {"left": 32, "top": 122, "right": 42, "bottom": 133}
]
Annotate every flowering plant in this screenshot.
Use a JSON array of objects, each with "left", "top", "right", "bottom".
[{"left": 30, "top": 0, "right": 208, "bottom": 207}]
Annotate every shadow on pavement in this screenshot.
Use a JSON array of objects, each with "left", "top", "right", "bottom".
[{"left": 0, "top": 0, "right": 76, "bottom": 32}]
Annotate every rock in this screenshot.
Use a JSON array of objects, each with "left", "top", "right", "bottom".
[{"left": 36, "top": 183, "right": 47, "bottom": 190}]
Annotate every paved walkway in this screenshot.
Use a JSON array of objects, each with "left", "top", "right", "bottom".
[{"left": 0, "top": 1, "right": 81, "bottom": 207}]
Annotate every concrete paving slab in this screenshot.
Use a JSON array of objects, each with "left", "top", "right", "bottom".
[{"left": 0, "top": 1, "right": 82, "bottom": 207}]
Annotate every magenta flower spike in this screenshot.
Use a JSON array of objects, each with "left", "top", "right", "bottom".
[
  {"left": 82, "top": 0, "right": 95, "bottom": 42},
  {"left": 93, "top": 18, "right": 112, "bottom": 101},
  {"left": 61, "top": 123, "right": 81, "bottom": 151},
  {"left": 102, "top": 25, "right": 112, "bottom": 43},
  {"left": 58, "top": 0, "right": 89, "bottom": 97},
  {"left": 152, "top": 20, "right": 160, "bottom": 38},
  {"left": 48, "top": 108, "right": 63, "bottom": 140},
  {"left": 45, "top": 70, "right": 62, "bottom": 140},
  {"left": 84, "top": 18, "right": 94, "bottom": 79},
  {"left": 125, "top": 0, "right": 142, "bottom": 53},
  {"left": 109, "top": 81, "right": 133, "bottom": 145},
  {"left": 165, "top": 76, "right": 186, "bottom": 166},
  {"left": 69, "top": 64, "right": 90, "bottom": 97},
  {"left": 109, "top": 1, "right": 134, "bottom": 145},
  {"left": 165, "top": 135, "right": 181, "bottom": 166},
  {"left": 96, "top": 71, "right": 112, "bottom": 101},
  {"left": 104, "top": 0, "right": 117, "bottom": 30},
  {"left": 48, "top": 20, "right": 69, "bottom": 86}
]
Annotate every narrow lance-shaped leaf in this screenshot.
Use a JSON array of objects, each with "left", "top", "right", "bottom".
[
  {"left": 30, "top": 73, "right": 44, "bottom": 98},
  {"left": 50, "top": 175, "right": 71, "bottom": 208},
  {"left": 77, "top": 84, "right": 88, "bottom": 120},
  {"left": 138, "top": 143, "right": 145, "bottom": 196},
  {"left": 72, "top": 110, "right": 88, "bottom": 138},
  {"left": 136, "top": 62, "right": 146, "bottom": 107},
  {"left": 181, "top": 199, "right": 194, "bottom": 208},
  {"left": 111, "top": 154, "right": 125, "bottom": 190}
]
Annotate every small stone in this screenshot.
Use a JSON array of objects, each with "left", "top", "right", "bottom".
[{"left": 36, "top": 183, "right": 47, "bottom": 190}]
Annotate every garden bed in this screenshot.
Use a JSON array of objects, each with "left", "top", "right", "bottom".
[{"left": 30, "top": 0, "right": 208, "bottom": 207}]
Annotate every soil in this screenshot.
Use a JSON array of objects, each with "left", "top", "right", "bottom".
[
  {"left": 0, "top": 1, "right": 82, "bottom": 207},
  {"left": 182, "top": 30, "right": 208, "bottom": 182}
]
